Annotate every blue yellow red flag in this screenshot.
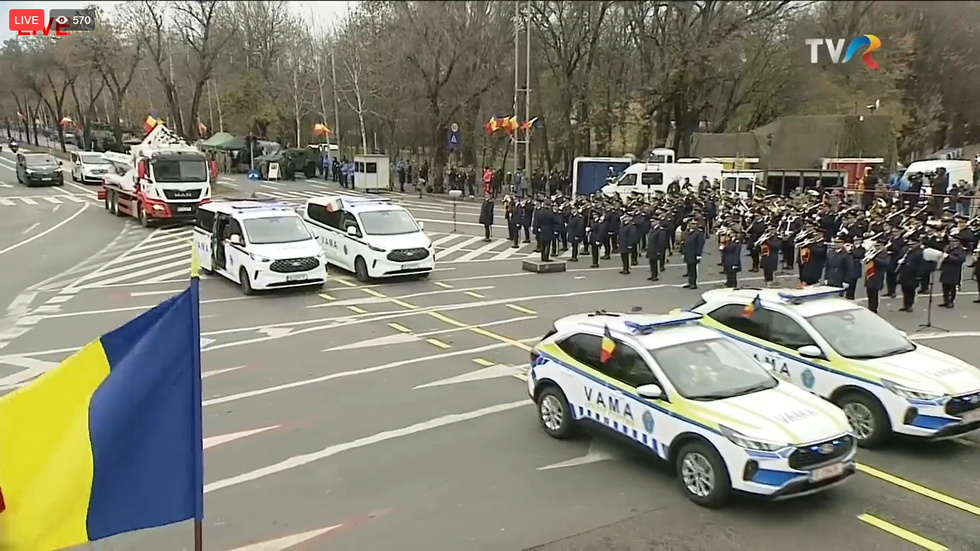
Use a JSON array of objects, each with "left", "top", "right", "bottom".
[
  {"left": 742, "top": 293, "right": 763, "bottom": 317},
  {"left": 0, "top": 278, "right": 204, "bottom": 550},
  {"left": 143, "top": 112, "right": 159, "bottom": 134},
  {"left": 600, "top": 325, "right": 616, "bottom": 363}
]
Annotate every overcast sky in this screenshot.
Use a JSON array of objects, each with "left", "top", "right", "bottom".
[{"left": 1, "top": 1, "right": 353, "bottom": 41}]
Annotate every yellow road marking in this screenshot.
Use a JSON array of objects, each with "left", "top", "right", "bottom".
[
  {"left": 319, "top": 293, "right": 335, "bottom": 301},
  {"left": 506, "top": 304, "right": 537, "bottom": 315},
  {"left": 361, "top": 288, "right": 386, "bottom": 298},
  {"left": 857, "top": 514, "right": 948, "bottom": 550},
  {"left": 857, "top": 463, "right": 980, "bottom": 517},
  {"left": 465, "top": 291, "right": 485, "bottom": 299},
  {"left": 388, "top": 323, "right": 412, "bottom": 334},
  {"left": 428, "top": 311, "right": 534, "bottom": 351},
  {"left": 333, "top": 278, "right": 358, "bottom": 287},
  {"left": 426, "top": 338, "right": 451, "bottom": 349},
  {"left": 472, "top": 358, "right": 495, "bottom": 367},
  {"left": 347, "top": 306, "right": 367, "bottom": 314},
  {"left": 390, "top": 298, "right": 417, "bottom": 309},
  {"left": 433, "top": 281, "right": 453, "bottom": 289}
]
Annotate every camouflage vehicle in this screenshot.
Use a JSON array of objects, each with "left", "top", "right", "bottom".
[{"left": 256, "top": 148, "right": 318, "bottom": 180}]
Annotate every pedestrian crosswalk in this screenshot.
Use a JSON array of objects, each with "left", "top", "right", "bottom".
[
  {"left": 71, "top": 225, "right": 546, "bottom": 289},
  {"left": 0, "top": 194, "right": 92, "bottom": 206}
]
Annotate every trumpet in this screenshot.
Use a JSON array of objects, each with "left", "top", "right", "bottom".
[{"left": 863, "top": 243, "right": 884, "bottom": 264}]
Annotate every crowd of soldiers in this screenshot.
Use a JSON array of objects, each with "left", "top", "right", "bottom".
[{"left": 489, "top": 177, "right": 980, "bottom": 312}]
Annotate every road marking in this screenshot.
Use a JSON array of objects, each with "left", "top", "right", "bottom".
[
  {"left": 465, "top": 291, "right": 484, "bottom": 299},
  {"left": 20, "top": 222, "right": 39, "bottom": 234},
  {"left": 426, "top": 338, "right": 451, "bottom": 349},
  {"left": 433, "top": 281, "right": 453, "bottom": 289},
  {"left": 0, "top": 202, "right": 88, "bottom": 257},
  {"left": 361, "top": 288, "right": 386, "bottom": 298},
  {"left": 347, "top": 305, "right": 367, "bottom": 314},
  {"left": 20, "top": 197, "right": 37, "bottom": 205},
  {"left": 332, "top": 278, "right": 358, "bottom": 287},
  {"left": 204, "top": 425, "right": 281, "bottom": 450},
  {"left": 390, "top": 298, "right": 417, "bottom": 309},
  {"left": 388, "top": 322, "right": 411, "bottom": 333},
  {"left": 204, "top": 400, "right": 530, "bottom": 493},
  {"left": 0, "top": 198, "right": 13, "bottom": 206},
  {"left": 226, "top": 525, "right": 344, "bottom": 551},
  {"left": 130, "top": 289, "right": 185, "bottom": 297},
  {"left": 428, "top": 311, "right": 534, "bottom": 351},
  {"left": 857, "top": 514, "right": 948, "bottom": 550},
  {"left": 856, "top": 463, "right": 980, "bottom": 517},
  {"left": 473, "top": 358, "right": 495, "bottom": 367},
  {"left": 507, "top": 304, "right": 537, "bottom": 315},
  {"left": 319, "top": 293, "right": 336, "bottom": 301}
]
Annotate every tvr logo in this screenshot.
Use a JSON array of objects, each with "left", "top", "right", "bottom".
[{"left": 805, "top": 35, "right": 881, "bottom": 69}]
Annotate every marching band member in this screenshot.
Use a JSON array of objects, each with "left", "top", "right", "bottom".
[
  {"left": 939, "top": 238, "right": 967, "bottom": 308},
  {"left": 646, "top": 219, "right": 668, "bottom": 281},
  {"left": 567, "top": 208, "right": 585, "bottom": 262},
  {"left": 720, "top": 227, "right": 742, "bottom": 288},
  {"left": 587, "top": 212, "right": 603, "bottom": 268},
  {"left": 897, "top": 235, "right": 923, "bottom": 312},
  {"left": 863, "top": 234, "right": 890, "bottom": 314},
  {"left": 618, "top": 213, "right": 639, "bottom": 275},
  {"left": 681, "top": 218, "right": 706, "bottom": 289},
  {"left": 884, "top": 225, "right": 905, "bottom": 298},
  {"left": 825, "top": 235, "right": 849, "bottom": 288},
  {"left": 759, "top": 229, "right": 780, "bottom": 288}
]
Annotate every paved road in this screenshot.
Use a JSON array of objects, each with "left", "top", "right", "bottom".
[{"left": 2, "top": 164, "right": 980, "bottom": 550}]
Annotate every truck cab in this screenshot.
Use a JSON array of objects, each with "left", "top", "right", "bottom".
[{"left": 98, "top": 125, "right": 212, "bottom": 226}]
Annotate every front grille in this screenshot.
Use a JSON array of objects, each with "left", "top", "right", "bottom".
[
  {"left": 269, "top": 257, "right": 319, "bottom": 273},
  {"left": 946, "top": 392, "right": 980, "bottom": 416},
  {"left": 787, "top": 435, "right": 854, "bottom": 470},
  {"left": 387, "top": 248, "right": 430, "bottom": 262},
  {"left": 162, "top": 188, "right": 202, "bottom": 200}
]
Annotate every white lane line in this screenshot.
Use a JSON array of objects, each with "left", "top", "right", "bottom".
[
  {"left": 0, "top": 202, "right": 88, "bottom": 257},
  {"left": 87, "top": 258, "right": 192, "bottom": 287},
  {"left": 436, "top": 235, "right": 483, "bottom": 257},
  {"left": 0, "top": 198, "right": 14, "bottom": 206},
  {"left": 20, "top": 222, "right": 40, "bottom": 235},
  {"left": 130, "top": 289, "right": 186, "bottom": 297},
  {"left": 226, "top": 526, "right": 343, "bottom": 551},
  {"left": 430, "top": 234, "right": 460, "bottom": 247},
  {"left": 41, "top": 196, "right": 61, "bottom": 204},
  {"left": 454, "top": 239, "right": 504, "bottom": 263},
  {"left": 204, "top": 400, "right": 530, "bottom": 493}
]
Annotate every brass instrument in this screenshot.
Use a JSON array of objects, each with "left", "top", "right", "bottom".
[{"left": 862, "top": 232, "right": 884, "bottom": 264}]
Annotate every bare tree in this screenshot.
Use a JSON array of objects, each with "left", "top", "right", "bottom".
[
  {"left": 336, "top": 12, "right": 375, "bottom": 155},
  {"left": 84, "top": 5, "right": 143, "bottom": 147}
]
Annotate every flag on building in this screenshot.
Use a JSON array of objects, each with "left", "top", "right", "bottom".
[
  {"left": 143, "top": 112, "right": 160, "bottom": 134},
  {"left": 0, "top": 256, "right": 204, "bottom": 550},
  {"left": 600, "top": 325, "right": 616, "bottom": 363}
]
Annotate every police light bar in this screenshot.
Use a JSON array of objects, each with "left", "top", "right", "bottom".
[
  {"left": 775, "top": 286, "right": 846, "bottom": 304},
  {"left": 229, "top": 201, "right": 291, "bottom": 211},
  {"left": 339, "top": 196, "right": 393, "bottom": 209},
  {"left": 623, "top": 311, "right": 703, "bottom": 334}
]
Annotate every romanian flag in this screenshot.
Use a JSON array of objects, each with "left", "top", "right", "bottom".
[
  {"left": 143, "top": 112, "right": 160, "bottom": 134},
  {"left": 501, "top": 116, "right": 519, "bottom": 134},
  {"left": 600, "top": 325, "right": 616, "bottom": 363},
  {"left": 0, "top": 248, "right": 204, "bottom": 550},
  {"left": 484, "top": 116, "right": 501, "bottom": 135},
  {"left": 313, "top": 123, "right": 331, "bottom": 136},
  {"left": 742, "top": 294, "right": 763, "bottom": 317}
]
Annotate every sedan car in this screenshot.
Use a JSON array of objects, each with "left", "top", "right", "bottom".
[
  {"left": 16, "top": 153, "right": 64, "bottom": 187},
  {"left": 692, "top": 286, "right": 980, "bottom": 448},
  {"left": 71, "top": 151, "right": 113, "bottom": 184}
]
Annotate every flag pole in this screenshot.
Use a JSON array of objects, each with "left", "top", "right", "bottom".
[{"left": 189, "top": 241, "right": 204, "bottom": 551}]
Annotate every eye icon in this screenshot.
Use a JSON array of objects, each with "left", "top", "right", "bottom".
[{"left": 55, "top": 15, "right": 69, "bottom": 25}]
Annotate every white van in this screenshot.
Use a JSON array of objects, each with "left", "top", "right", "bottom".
[
  {"left": 302, "top": 196, "right": 434, "bottom": 281},
  {"left": 193, "top": 200, "right": 327, "bottom": 295},
  {"left": 722, "top": 170, "right": 761, "bottom": 198},
  {"left": 902, "top": 159, "right": 975, "bottom": 195},
  {"left": 602, "top": 162, "right": 724, "bottom": 200},
  {"left": 70, "top": 150, "right": 114, "bottom": 184}
]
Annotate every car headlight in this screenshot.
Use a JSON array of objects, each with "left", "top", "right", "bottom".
[
  {"left": 881, "top": 379, "right": 947, "bottom": 402},
  {"left": 26, "top": 169, "right": 36, "bottom": 175},
  {"left": 249, "top": 254, "right": 272, "bottom": 263},
  {"left": 719, "top": 424, "right": 789, "bottom": 452},
  {"left": 368, "top": 244, "right": 386, "bottom": 253}
]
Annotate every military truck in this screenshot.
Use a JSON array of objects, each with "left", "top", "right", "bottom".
[{"left": 256, "top": 148, "right": 318, "bottom": 180}]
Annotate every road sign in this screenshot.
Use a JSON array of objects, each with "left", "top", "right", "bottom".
[{"left": 447, "top": 123, "right": 460, "bottom": 150}]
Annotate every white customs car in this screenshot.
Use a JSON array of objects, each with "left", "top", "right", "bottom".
[
  {"left": 693, "top": 286, "right": 980, "bottom": 447},
  {"left": 528, "top": 310, "right": 856, "bottom": 508}
]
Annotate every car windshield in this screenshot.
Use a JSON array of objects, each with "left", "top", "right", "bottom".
[
  {"left": 358, "top": 209, "right": 420, "bottom": 236},
  {"left": 152, "top": 158, "right": 208, "bottom": 183},
  {"left": 26, "top": 155, "right": 58, "bottom": 168},
  {"left": 78, "top": 153, "right": 106, "bottom": 164},
  {"left": 806, "top": 307, "right": 915, "bottom": 359},
  {"left": 649, "top": 338, "right": 777, "bottom": 401},
  {"left": 243, "top": 216, "right": 312, "bottom": 245}
]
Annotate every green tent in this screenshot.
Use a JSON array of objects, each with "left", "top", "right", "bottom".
[{"left": 201, "top": 132, "right": 234, "bottom": 149}]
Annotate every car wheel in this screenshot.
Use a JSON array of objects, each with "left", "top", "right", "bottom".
[
  {"left": 239, "top": 267, "right": 254, "bottom": 295},
  {"left": 675, "top": 441, "right": 732, "bottom": 508},
  {"left": 536, "top": 386, "right": 577, "bottom": 439},
  {"left": 835, "top": 391, "right": 891, "bottom": 448},
  {"left": 137, "top": 202, "right": 149, "bottom": 227},
  {"left": 354, "top": 256, "right": 370, "bottom": 282}
]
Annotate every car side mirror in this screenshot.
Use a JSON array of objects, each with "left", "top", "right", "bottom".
[
  {"left": 897, "top": 330, "right": 908, "bottom": 338},
  {"left": 346, "top": 226, "right": 357, "bottom": 236},
  {"left": 229, "top": 235, "right": 242, "bottom": 245},
  {"left": 417, "top": 221, "right": 424, "bottom": 230},
  {"left": 797, "top": 345, "right": 824, "bottom": 359},
  {"left": 636, "top": 384, "right": 665, "bottom": 400},
  {"left": 58, "top": 161, "right": 63, "bottom": 166}
]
